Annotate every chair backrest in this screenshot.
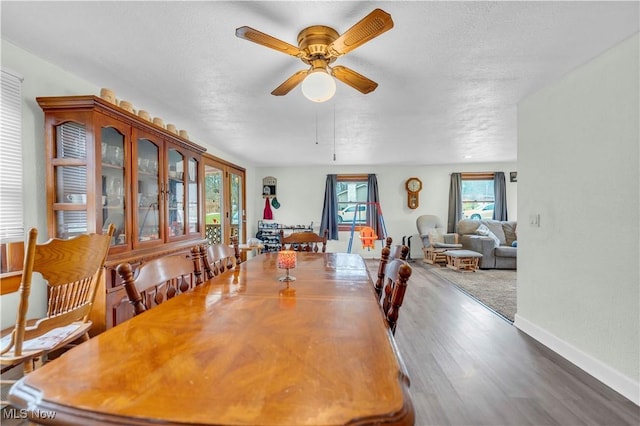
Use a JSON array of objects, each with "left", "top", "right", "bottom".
[
  {"left": 230, "top": 236, "right": 241, "bottom": 265},
  {"left": 416, "top": 214, "right": 445, "bottom": 248},
  {"left": 374, "top": 237, "right": 393, "bottom": 298},
  {"left": 1, "top": 225, "right": 114, "bottom": 357},
  {"left": 389, "top": 244, "right": 409, "bottom": 261},
  {"left": 200, "top": 243, "right": 237, "bottom": 280},
  {"left": 117, "top": 250, "right": 201, "bottom": 316},
  {"left": 381, "top": 259, "right": 412, "bottom": 334},
  {"left": 280, "top": 229, "right": 328, "bottom": 253}
]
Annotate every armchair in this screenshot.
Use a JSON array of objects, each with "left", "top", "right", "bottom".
[{"left": 416, "top": 215, "right": 462, "bottom": 265}]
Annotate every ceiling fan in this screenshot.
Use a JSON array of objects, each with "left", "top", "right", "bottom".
[{"left": 235, "top": 9, "right": 394, "bottom": 102}]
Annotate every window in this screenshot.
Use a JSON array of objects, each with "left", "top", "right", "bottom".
[
  {"left": 0, "top": 69, "right": 24, "bottom": 242},
  {"left": 461, "top": 172, "right": 495, "bottom": 220},
  {"left": 0, "top": 69, "right": 24, "bottom": 277},
  {"left": 336, "top": 175, "right": 368, "bottom": 229}
]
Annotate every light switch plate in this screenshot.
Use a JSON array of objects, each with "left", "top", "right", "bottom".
[{"left": 529, "top": 213, "right": 540, "bottom": 227}]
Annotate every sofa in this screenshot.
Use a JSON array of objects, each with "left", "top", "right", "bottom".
[{"left": 457, "top": 219, "right": 517, "bottom": 269}]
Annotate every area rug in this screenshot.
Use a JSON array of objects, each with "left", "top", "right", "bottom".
[{"left": 427, "top": 265, "right": 517, "bottom": 322}]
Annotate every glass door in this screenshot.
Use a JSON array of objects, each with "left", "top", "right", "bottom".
[
  {"left": 53, "top": 120, "right": 88, "bottom": 240},
  {"left": 187, "top": 157, "right": 200, "bottom": 235},
  {"left": 204, "top": 162, "right": 224, "bottom": 244},
  {"left": 100, "top": 125, "right": 126, "bottom": 247},
  {"left": 203, "top": 155, "right": 245, "bottom": 245},
  {"left": 167, "top": 148, "right": 186, "bottom": 238},
  {"left": 134, "top": 133, "right": 161, "bottom": 245},
  {"left": 229, "top": 168, "right": 244, "bottom": 244}
]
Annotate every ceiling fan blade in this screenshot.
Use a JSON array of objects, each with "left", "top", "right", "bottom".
[
  {"left": 271, "top": 70, "right": 309, "bottom": 96},
  {"left": 328, "top": 9, "right": 394, "bottom": 57},
  {"left": 236, "top": 26, "right": 303, "bottom": 58},
  {"left": 331, "top": 66, "right": 378, "bottom": 94}
]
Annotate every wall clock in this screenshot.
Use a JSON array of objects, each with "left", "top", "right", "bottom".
[{"left": 405, "top": 177, "right": 422, "bottom": 209}]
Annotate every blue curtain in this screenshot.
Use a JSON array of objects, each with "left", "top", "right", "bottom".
[
  {"left": 447, "top": 173, "right": 462, "bottom": 233},
  {"left": 320, "top": 174, "right": 339, "bottom": 240},
  {"left": 366, "top": 174, "right": 384, "bottom": 239},
  {"left": 493, "top": 172, "right": 508, "bottom": 220}
]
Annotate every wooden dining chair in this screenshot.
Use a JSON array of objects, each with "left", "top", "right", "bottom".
[
  {"left": 389, "top": 244, "right": 409, "bottom": 261},
  {"left": 374, "top": 237, "right": 393, "bottom": 299},
  {"left": 117, "top": 249, "right": 202, "bottom": 316},
  {"left": 199, "top": 243, "right": 237, "bottom": 280},
  {"left": 231, "top": 236, "right": 241, "bottom": 265},
  {"left": 381, "top": 259, "right": 412, "bottom": 334},
  {"left": 0, "top": 224, "right": 114, "bottom": 377},
  {"left": 280, "top": 229, "right": 328, "bottom": 253}
]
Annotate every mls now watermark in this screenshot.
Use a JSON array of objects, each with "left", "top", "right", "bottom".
[{"left": 3, "top": 408, "right": 57, "bottom": 420}]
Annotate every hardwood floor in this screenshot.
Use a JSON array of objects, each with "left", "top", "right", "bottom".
[
  {"left": 2, "top": 259, "right": 638, "bottom": 425},
  {"left": 365, "top": 259, "right": 640, "bottom": 426}
]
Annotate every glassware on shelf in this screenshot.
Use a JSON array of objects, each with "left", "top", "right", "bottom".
[{"left": 106, "top": 145, "right": 123, "bottom": 166}]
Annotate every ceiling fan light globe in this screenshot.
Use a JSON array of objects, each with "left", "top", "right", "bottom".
[{"left": 301, "top": 71, "right": 336, "bottom": 103}]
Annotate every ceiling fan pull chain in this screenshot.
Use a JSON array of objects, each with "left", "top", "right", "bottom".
[{"left": 333, "top": 103, "right": 336, "bottom": 161}]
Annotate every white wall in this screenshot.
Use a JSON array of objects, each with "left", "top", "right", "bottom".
[
  {"left": 0, "top": 40, "right": 255, "bottom": 326},
  {"left": 516, "top": 34, "right": 639, "bottom": 403},
  {"left": 251, "top": 163, "right": 517, "bottom": 259},
  {"left": 1, "top": 41, "right": 100, "bottom": 324}
]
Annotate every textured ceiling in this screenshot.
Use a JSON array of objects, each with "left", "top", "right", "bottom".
[{"left": 1, "top": 1, "right": 638, "bottom": 166}]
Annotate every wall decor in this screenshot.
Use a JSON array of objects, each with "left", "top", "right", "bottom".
[
  {"left": 405, "top": 177, "right": 422, "bottom": 209},
  {"left": 263, "top": 176, "right": 277, "bottom": 198}
]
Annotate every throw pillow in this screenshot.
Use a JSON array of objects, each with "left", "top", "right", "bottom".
[
  {"left": 502, "top": 222, "right": 518, "bottom": 246},
  {"left": 512, "top": 240, "right": 518, "bottom": 247},
  {"left": 476, "top": 224, "right": 500, "bottom": 247},
  {"left": 475, "top": 224, "right": 490, "bottom": 236},
  {"left": 428, "top": 229, "right": 444, "bottom": 244},
  {"left": 484, "top": 220, "right": 507, "bottom": 245}
]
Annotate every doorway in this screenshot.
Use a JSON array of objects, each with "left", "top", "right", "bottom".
[{"left": 203, "top": 154, "right": 246, "bottom": 245}]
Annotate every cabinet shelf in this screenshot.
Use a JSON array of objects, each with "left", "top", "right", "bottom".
[{"left": 102, "top": 163, "right": 124, "bottom": 170}]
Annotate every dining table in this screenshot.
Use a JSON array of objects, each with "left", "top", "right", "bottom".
[{"left": 9, "top": 252, "right": 415, "bottom": 425}]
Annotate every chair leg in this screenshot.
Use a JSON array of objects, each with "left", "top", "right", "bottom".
[{"left": 22, "top": 360, "right": 34, "bottom": 375}]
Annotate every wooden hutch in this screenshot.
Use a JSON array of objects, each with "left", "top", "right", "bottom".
[{"left": 38, "top": 95, "right": 207, "bottom": 333}]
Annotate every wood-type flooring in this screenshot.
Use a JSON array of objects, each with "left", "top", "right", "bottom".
[
  {"left": 2, "top": 259, "right": 638, "bottom": 426},
  {"left": 365, "top": 259, "right": 639, "bottom": 426}
]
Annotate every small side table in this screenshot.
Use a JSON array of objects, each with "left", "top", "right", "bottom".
[{"left": 445, "top": 250, "right": 482, "bottom": 272}]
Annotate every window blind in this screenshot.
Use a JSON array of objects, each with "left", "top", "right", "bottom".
[{"left": 0, "top": 69, "right": 24, "bottom": 242}]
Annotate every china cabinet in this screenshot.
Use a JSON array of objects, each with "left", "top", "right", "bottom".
[{"left": 38, "top": 95, "right": 207, "bottom": 333}]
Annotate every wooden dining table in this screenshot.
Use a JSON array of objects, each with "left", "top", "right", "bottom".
[{"left": 9, "top": 252, "right": 414, "bottom": 425}]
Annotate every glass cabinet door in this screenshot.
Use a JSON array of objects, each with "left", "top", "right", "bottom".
[
  {"left": 230, "top": 169, "right": 244, "bottom": 244},
  {"left": 167, "top": 148, "right": 185, "bottom": 237},
  {"left": 136, "top": 137, "right": 161, "bottom": 243},
  {"left": 54, "top": 121, "right": 88, "bottom": 239},
  {"left": 100, "top": 126, "right": 126, "bottom": 246},
  {"left": 187, "top": 157, "right": 199, "bottom": 234}
]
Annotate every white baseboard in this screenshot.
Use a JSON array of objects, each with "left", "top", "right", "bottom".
[{"left": 514, "top": 314, "right": 639, "bottom": 406}]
